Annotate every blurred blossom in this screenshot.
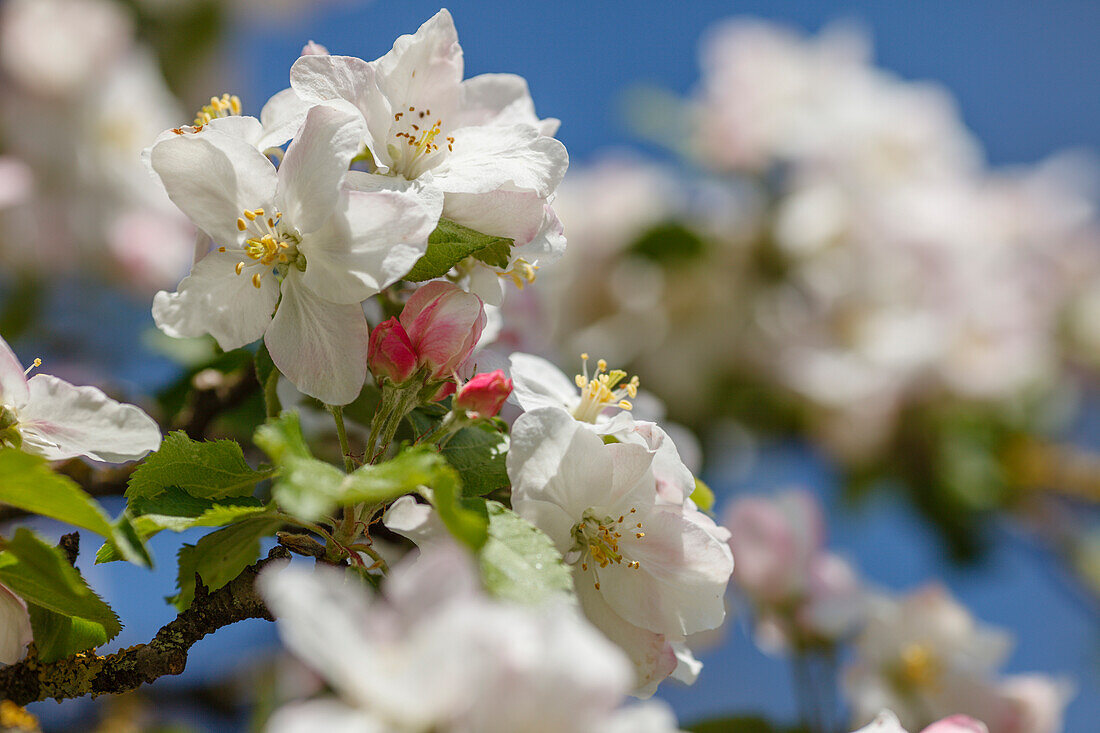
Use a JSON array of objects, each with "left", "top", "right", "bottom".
[
  {"left": 260, "top": 546, "right": 685, "bottom": 732},
  {"left": 844, "top": 585, "right": 1071, "bottom": 733},
  {"left": 853, "top": 710, "right": 989, "bottom": 733},
  {"left": 723, "top": 489, "right": 864, "bottom": 651}
]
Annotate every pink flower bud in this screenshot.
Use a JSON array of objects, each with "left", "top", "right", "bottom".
[
  {"left": 455, "top": 370, "right": 513, "bottom": 417},
  {"left": 400, "top": 282, "right": 486, "bottom": 380},
  {"left": 368, "top": 318, "right": 417, "bottom": 385}
]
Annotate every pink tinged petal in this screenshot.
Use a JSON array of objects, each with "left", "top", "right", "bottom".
[
  {"left": 289, "top": 54, "right": 389, "bottom": 167},
  {"left": 433, "top": 124, "right": 569, "bottom": 197},
  {"left": 575, "top": 576, "right": 677, "bottom": 699},
  {"left": 301, "top": 41, "right": 329, "bottom": 57},
  {"left": 266, "top": 701, "right": 386, "bottom": 733},
  {"left": 150, "top": 130, "right": 278, "bottom": 247},
  {"left": 0, "top": 335, "right": 29, "bottom": 409},
  {"left": 275, "top": 101, "right": 365, "bottom": 234},
  {"left": 368, "top": 318, "right": 417, "bottom": 385},
  {"left": 373, "top": 8, "right": 463, "bottom": 116},
  {"left": 454, "top": 370, "right": 512, "bottom": 417},
  {"left": 18, "top": 375, "right": 162, "bottom": 463},
  {"left": 299, "top": 173, "right": 443, "bottom": 303},
  {"left": 257, "top": 87, "right": 312, "bottom": 151},
  {"left": 508, "top": 352, "right": 581, "bottom": 413},
  {"left": 400, "top": 281, "right": 485, "bottom": 378},
  {"left": 265, "top": 269, "right": 368, "bottom": 406},
  {"left": 597, "top": 504, "right": 733, "bottom": 637},
  {"left": 152, "top": 250, "right": 279, "bottom": 351},
  {"left": 921, "top": 716, "right": 989, "bottom": 733},
  {"left": 0, "top": 582, "right": 32, "bottom": 665}
]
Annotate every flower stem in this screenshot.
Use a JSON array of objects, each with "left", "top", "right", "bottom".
[{"left": 327, "top": 405, "right": 356, "bottom": 474}]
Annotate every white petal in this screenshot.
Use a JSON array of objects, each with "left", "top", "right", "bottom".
[
  {"left": 508, "top": 352, "right": 579, "bottom": 413},
  {"left": 575, "top": 577, "right": 677, "bottom": 699},
  {"left": 276, "top": 101, "right": 365, "bottom": 234},
  {"left": 290, "top": 54, "right": 390, "bottom": 167},
  {"left": 266, "top": 701, "right": 387, "bottom": 733},
  {"left": 373, "top": 9, "right": 463, "bottom": 117},
  {"left": 597, "top": 504, "right": 733, "bottom": 636},
  {"left": 509, "top": 408, "right": 617, "bottom": 522},
  {"left": 258, "top": 563, "right": 378, "bottom": 704},
  {"left": 670, "top": 643, "right": 702, "bottom": 685},
  {"left": 434, "top": 124, "right": 568, "bottom": 197},
  {"left": 458, "top": 73, "right": 544, "bottom": 128},
  {"left": 265, "top": 269, "right": 368, "bottom": 406},
  {"left": 852, "top": 711, "right": 909, "bottom": 733},
  {"left": 0, "top": 335, "right": 29, "bottom": 409},
  {"left": 383, "top": 495, "right": 448, "bottom": 548},
  {"left": 257, "top": 87, "right": 311, "bottom": 150},
  {"left": 603, "top": 702, "right": 684, "bottom": 733},
  {"left": 152, "top": 250, "right": 278, "bottom": 351},
  {"left": 150, "top": 129, "right": 277, "bottom": 246},
  {"left": 442, "top": 189, "right": 547, "bottom": 247},
  {"left": 204, "top": 115, "right": 264, "bottom": 146},
  {"left": 299, "top": 174, "right": 443, "bottom": 303},
  {"left": 18, "top": 375, "right": 161, "bottom": 463},
  {"left": 0, "top": 583, "right": 31, "bottom": 665}
]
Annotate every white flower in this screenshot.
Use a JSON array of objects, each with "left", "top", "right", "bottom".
[
  {"left": 507, "top": 407, "right": 733, "bottom": 692},
  {"left": 150, "top": 102, "right": 443, "bottom": 405},
  {"left": 260, "top": 546, "right": 682, "bottom": 732},
  {"left": 0, "top": 335, "right": 161, "bottom": 462},
  {"left": 0, "top": 582, "right": 32, "bottom": 665},
  {"left": 845, "top": 585, "right": 1016, "bottom": 731},
  {"left": 509, "top": 352, "right": 638, "bottom": 429},
  {"left": 285, "top": 9, "right": 569, "bottom": 304}
]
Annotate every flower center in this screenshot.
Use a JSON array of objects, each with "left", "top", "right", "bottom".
[
  {"left": 891, "top": 642, "right": 941, "bottom": 691},
  {"left": 217, "top": 208, "right": 302, "bottom": 289},
  {"left": 570, "top": 508, "right": 645, "bottom": 588},
  {"left": 0, "top": 404, "right": 21, "bottom": 450},
  {"left": 194, "top": 93, "right": 242, "bottom": 127},
  {"left": 171, "top": 93, "right": 243, "bottom": 135},
  {"left": 571, "top": 354, "right": 639, "bottom": 423},
  {"left": 388, "top": 105, "right": 454, "bottom": 180},
  {"left": 498, "top": 258, "right": 539, "bottom": 289}
]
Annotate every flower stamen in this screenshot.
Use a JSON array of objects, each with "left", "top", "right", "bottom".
[
  {"left": 571, "top": 354, "right": 640, "bottom": 423},
  {"left": 194, "top": 93, "right": 242, "bottom": 127},
  {"left": 22, "top": 358, "right": 42, "bottom": 377}
]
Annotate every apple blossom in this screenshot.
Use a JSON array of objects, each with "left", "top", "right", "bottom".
[
  {"left": 509, "top": 351, "right": 639, "bottom": 428},
  {"left": 260, "top": 545, "right": 684, "bottom": 732},
  {"left": 284, "top": 9, "right": 569, "bottom": 304},
  {"left": 150, "top": 102, "right": 443, "bottom": 405},
  {"left": 507, "top": 407, "right": 733, "bottom": 692},
  {"left": 454, "top": 369, "right": 512, "bottom": 418},
  {"left": 0, "top": 582, "right": 32, "bottom": 666},
  {"left": 0, "top": 335, "right": 161, "bottom": 462},
  {"left": 845, "top": 585, "right": 1029, "bottom": 732}
]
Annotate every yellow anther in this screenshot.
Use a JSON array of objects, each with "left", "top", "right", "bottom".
[
  {"left": 244, "top": 209, "right": 257, "bottom": 221},
  {"left": 575, "top": 374, "right": 587, "bottom": 389},
  {"left": 193, "top": 93, "right": 243, "bottom": 127},
  {"left": 251, "top": 273, "right": 262, "bottom": 289},
  {"left": 635, "top": 532, "right": 645, "bottom": 539},
  {"left": 237, "top": 218, "right": 247, "bottom": 231},
  {"left": 235, "top": 262, "right": 244, "bottom": 275},
  {"left": 218, "top": 247, "right": 226, "bottom": 253},
  {"left": 23, "top": 358, "right": 42, "bottom": 376},
  {"left": 581, "top": 353, "right": 589, "bottom": 361},
  {"left": 618, "top": 400, "right": 633, "bottom": 410},
  {"left": 597, "top": 359, "right": 608, "bottom": 372}
]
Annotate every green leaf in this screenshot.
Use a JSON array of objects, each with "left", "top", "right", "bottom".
[
  {"left": 691, "top": 477, "right": 715, "bottom": 513},
  {"left": 402, "top": 219, "right": 514, "bottom": 282},
  {"left": 479, "top": 501, "right": 573, "bottom": 604},
  {"left": 254, "top": 412, "right": 312, "bottom": 463},
  {"left": 428, "top": 461, "right": 488, "bottom": 551},
  {"left": 127, "top": 431, "right": 270, "bottom": 501},
  {"left": 0, "top": 449, "right": 152, "bottom": 566},
  {"left": 0, "top": 449, "right": 115, "bottom": 537},
  {"left": 272, "top": 447, "right": 461, "bottom": 523},
  {"left": 0, "top": 528, "right": 121, "bottom": 661},
  {"left": 408, "top": 410, "right": 510, "bottom": 497},
  {"left": 470, "top": 238, "right": 512, "bottom": 269},
  {"left": 129, "top": 487, "right": 269, "bottom": 532},
  {"left": 169, "top": 518, "right": 281, "bottom": 611}
]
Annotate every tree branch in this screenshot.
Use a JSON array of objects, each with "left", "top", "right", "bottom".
[{"left": 0, "top": 547, "right": 290, "bottom": 705}]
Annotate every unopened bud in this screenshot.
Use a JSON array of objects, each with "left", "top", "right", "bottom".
[
  {"left": 454, "top": 370, "right": 512, "bottom": 418},
  {"left": 368, "top": 318, "right": 417, "bottom": 385},
  {"left": 400, "top": 282, "right": 486, "bottom": 380}
]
